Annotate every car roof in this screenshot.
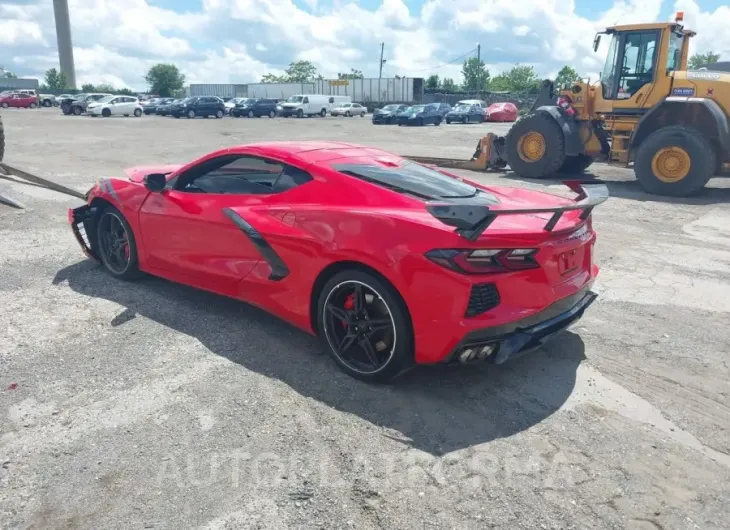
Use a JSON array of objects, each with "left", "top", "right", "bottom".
[{"left": 222, "top": 141, "right": 401, "bottom": 165}]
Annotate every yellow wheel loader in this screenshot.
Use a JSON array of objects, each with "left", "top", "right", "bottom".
[{"left": 411, "top": 12, "right": 730, "bottom": 197}]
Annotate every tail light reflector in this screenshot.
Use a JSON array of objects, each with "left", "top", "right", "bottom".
[{"left": 425, "top": 248, "right": 539, "bottom": 274}]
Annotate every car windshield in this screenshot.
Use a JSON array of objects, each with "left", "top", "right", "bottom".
[
  {"left": 332, "top": 160, "right": 498, "bottom": 201},
  {"left": 381, "top": 104, "right": 399, "bottom": 111},
  {"left": 287, "top": 96, "right": 303, "bottom": 103}
]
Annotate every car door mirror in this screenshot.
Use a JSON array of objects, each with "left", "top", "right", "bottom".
[{"left": 144, "top": 173, "right": 167, "bottom": 192}]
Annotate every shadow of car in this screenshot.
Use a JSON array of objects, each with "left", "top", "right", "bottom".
[{"left": 53, "top": 260, "right": 585, "bottom": 456}]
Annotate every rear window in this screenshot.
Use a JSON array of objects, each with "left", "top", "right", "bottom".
[{"left": 332, "top": 161, "right": 498, "bottom": 201}]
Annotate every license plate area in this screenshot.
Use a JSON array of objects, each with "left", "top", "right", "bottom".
[{"left": 558, "top": 247, "right": 582, "bottom": 276}]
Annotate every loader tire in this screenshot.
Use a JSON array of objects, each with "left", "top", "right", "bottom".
[
  {"left": 505, "top": 112, "right": 566, "bottom": 178},
  {"left": 558, "top": 154, "right": 594, "bottom": 174},
  {"left": 0, "top": 114, "right": 4, "bottom": 163},
  {"left": 634, "top": 125, "right": 715, "bottom": 197}
]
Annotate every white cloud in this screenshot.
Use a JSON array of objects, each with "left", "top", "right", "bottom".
[{"left": 0, "top": 0, "right": 728, "bottom": 91}]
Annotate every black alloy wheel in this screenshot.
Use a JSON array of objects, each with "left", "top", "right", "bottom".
[
  {"left": 320, "top": 276, "right": 410, "bottom": 381},
  {"left": 97, "top": 212, "right": 131, "bottom": 274}
]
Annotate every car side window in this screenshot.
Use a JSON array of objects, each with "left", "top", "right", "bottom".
[
  {"left": 176, "top": 155, "right": 286, "bottom": 195},
  {"left": 329, "top": 97, "right": 334, "bottom": 104}
]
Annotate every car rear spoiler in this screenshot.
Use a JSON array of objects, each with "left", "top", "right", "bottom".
[{"left": 425, "top": 181, "right": 609, "bottom": 240}]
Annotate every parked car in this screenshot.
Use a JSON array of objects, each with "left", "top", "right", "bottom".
[
  {"left": 485, "top": 102, "right": 518, "bottom": 122},
  {"left": 372, "top": 104, "right": 408, "bottom": 124},
  {"left": 170, "top": 96, "right": 225, "bottom": 119},
  {"left": 141, "top": 97, "right": 165, "bottom": 115},
  {"left": 155, "top": 99, "right": 181, "bottom": 116},
  {"left": 330, "top": 102, "right": 367, "bottom": 117},
  {"left": 87, "top": 95, "right": 143, "bottom": 117},
  {"left": 13, "top": 89, "right": 39, "bottom": 105},
  {"left": 395, "top": 104, "right": 444, "bottom": 126},
  {"left": 62, "top": 93, "right": 112, "bottom": 115},
  {"left": 279, "top": 94, "right": 331, "bottom": 118},
  {"left": 0, "top": 92, "right": 38, "bottom": 109},
  {"left": 38, "top": 93, "right": 57, "bottom": 107},
  {"left": 231, "top": 98, "right": 278, "bottom": 118},
  {"left": 445, "top": 104, "right": 486, "bottom": 124},
  {"left": 224, "top": 97, "right": 245, "bottom": 115},
  {"left": 67, "top": 141, "right": 607, "bottom": 382},
  {"left": 456, "top": 99, "right": 488, "bottom": 109}
]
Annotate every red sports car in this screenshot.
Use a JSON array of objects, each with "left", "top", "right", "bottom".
[{"left": 68, "top": 141, "right": 608, "bottom": 382}]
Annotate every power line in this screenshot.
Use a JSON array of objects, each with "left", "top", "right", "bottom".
[{"left": 382, "top": 48, "right": 478, "bottom": 74}]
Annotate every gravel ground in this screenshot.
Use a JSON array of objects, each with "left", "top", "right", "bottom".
[{"left": 1, "top": 108, "right": 729, "bottom": 530}]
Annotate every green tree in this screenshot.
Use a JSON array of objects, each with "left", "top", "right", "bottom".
[
  {"left": 441, "top": 78, "right": 458, "bottom": 91},
  {"left": 144, "top": 63, "right": 185, "bottom": 97},
  {"left": 94, "top": 83, "right": 117, "bottom": 93},
  {"left": 554, "top": 65, "right": 580, "bottom": 89},
  {"left": 504, "top": 65, "right": 540, "bottom": 92},
  {"left": 260, "top": 73, "right": 287, "bottom": 83},
  {"left": 261, "top": 60, "right": 320, "bottom": 83},
  {"left": 81, "top": 83, "right": 96, "bottom": 91},
  {"left": 488, "top": 74, "right": 512, "bottom": 91},
  {"left": 425, "top": 74, "right": 440, "bottom": 89},
  {"left": 688, "top": 51, "right": 721, "bottom": 70},
  {"left": 338, "top": 69, "right": 363, "bottom": 79},
  {"left": 2, "top": 70, "right": 18, "bottom": 78},
  {"left": 43, "top": 68, "right": 67, "bottom": 90},
  {"left": 461, "top": 57, "right": 490, "bottom": 91}
]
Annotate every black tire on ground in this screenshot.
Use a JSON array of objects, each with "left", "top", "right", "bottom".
[
  {"left": 345, "top": 111, "right": 351, "bottom": 117},
  {"left": 216, "top": 110, "right": 224, "bottom": 118},
  {"left": 269, "top": 110, "right": 276, "bottom": 118},
  {"left": 558, "top": 154, "right": 594, "bottom": 174},
  {"left": 505, "top": 111, "right": 567, "bottom": 178},
  {"left": 248, "top": 110, "right": 254, "bottom": 118},
  {"left": 73, "top": 106, "right": 83, "bottom": 116},
  {"left": 94, "top": 204, "right": 143, "bottom": 281},
  {"left": 102, "top": 108, "right": 111, "bottom": 117},
  {"left": 462, "top": 115, "right": 468, "bottom": 124},
  {"left": 316, "top": 269, "right": 414, "bottom": 383},
  {"left": 320, "top": 108, "right": 327, "bottom": 117},
  {"left": 188, "top": 110, "right": 195, "bottom": 119},
  {"left": 434, "top": 117, "right": 441, "bottom": 126},
  {"left": 633, "top": 125, "right": 716, "bottom": 197},
  {"left": 1, "top": 102, "right": 8, "bottom": 108},
  {"left": 446, "top": 118, "right": 451, "bottom": 124},
  {"left": 134, "top": 108, "right": 142, "bottom": 117},
  {"left": 360, "top": 112, "right": 365, "bottom": 117},
  {"left": 297, "top": 109, "right": 304, "bottom": 118}
]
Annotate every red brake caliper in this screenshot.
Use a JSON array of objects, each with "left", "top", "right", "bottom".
[
  {"left": 342, "top": 294, "right": 355, "bottom": 328},
  {"left": 122, "top": 235, "right": 130, "bottom": 260}
]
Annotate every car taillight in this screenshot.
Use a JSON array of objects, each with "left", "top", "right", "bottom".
[
  {"left": 557, "top": 96, "right": 575, "bottom": 117},
  {"left": 425, "top": 248, "right": 539, "bottom": 274}
]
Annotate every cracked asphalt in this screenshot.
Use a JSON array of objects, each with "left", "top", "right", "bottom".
[{"left": 1, "top": 109, "right": 729, "bottom": 530}]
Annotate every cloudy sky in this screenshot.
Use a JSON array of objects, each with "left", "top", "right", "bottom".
[{"left": 1, "top": 0, "right": 728, "bottom": 90}]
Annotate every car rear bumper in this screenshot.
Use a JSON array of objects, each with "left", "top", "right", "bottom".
[{"left": 444, "top": 285, "right": 597, "bottom": 365}]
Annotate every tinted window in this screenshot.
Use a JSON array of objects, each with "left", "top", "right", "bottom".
[
  {"left": 332, "top": 161, "right": 498, "bottom": 201},
  {"left": 177, "top": 155, "right": 310, "bottom": 195}
]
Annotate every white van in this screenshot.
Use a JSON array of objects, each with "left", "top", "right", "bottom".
[
  {"left": 280, "top": 94, "right": 335, "bottom": 117},
  {"left": 329, "top": 95, "right": 352, "bottom": 106},
  {"left": 456, "top": 99, "right": 487, "bottom": 109}
]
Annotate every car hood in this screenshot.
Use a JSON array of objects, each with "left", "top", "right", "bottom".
[{"left": 125, "top": 164, "right": 183, "bottom": 183}]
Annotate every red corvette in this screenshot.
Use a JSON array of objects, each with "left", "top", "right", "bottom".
[{"left": 68, "top": 141, "right": 608, "bottom": 382}]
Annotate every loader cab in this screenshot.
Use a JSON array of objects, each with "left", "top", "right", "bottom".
[{"left": 594, "top": 15, "right": 693, "bottom": 109}]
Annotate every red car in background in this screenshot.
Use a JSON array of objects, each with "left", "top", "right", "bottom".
[
  {"left": 486, "top": 102, "right": 518, "bottom": 122},
  {"left": 68, "top": 141, "right": 607, "bottom": 382},
  {"left": 0, "top": 92, "right": 38, "bottom": 109}
]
